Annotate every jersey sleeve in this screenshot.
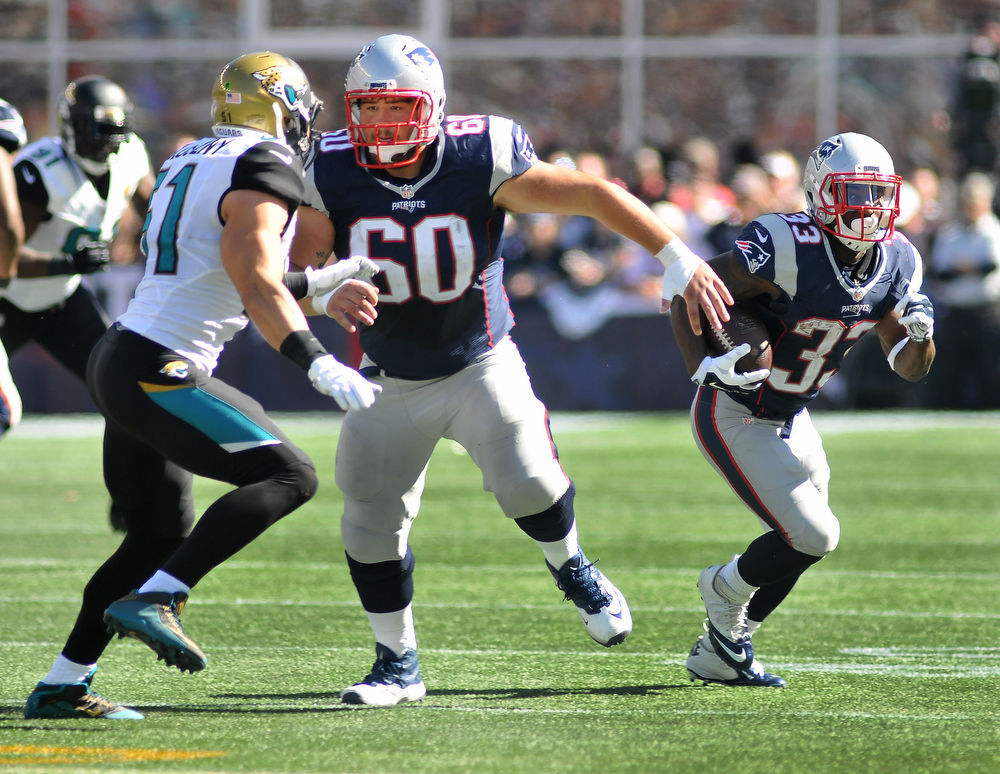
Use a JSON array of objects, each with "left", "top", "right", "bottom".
[
  {"left": 13, "top": 159, "right": 49, "bottom": 212},
  {"left": 230, "top": 141, "right": 305, "bottom": 214},
  {"left": 487, "top": 116, "right": 538, "bottom": 196}
]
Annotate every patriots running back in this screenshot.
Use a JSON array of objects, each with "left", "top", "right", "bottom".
[{"left": 670, "top": 132, "right": 934, "bottom": 688}]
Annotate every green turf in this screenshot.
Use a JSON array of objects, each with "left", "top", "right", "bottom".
[{"left": 1, "top": 411, "right": 999, "bottom": 773}]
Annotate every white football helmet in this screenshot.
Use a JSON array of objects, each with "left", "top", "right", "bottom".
[
  {"left": 802, "top": 132, "right": 901, "bottom": 252},
  {"left": 344, "top": 34, "right": 446, "bottom": 169}
]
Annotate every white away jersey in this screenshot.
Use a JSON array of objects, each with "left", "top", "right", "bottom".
[
  {"left": 118, "top": 129, "right": 303, "bottom": 373},
  {"left": 4, "top": 134, "right": 150, "bottom": 311}
]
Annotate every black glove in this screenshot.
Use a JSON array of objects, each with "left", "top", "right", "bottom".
[{"left": 50, "top": 242, "right": 111, "bottom": 275}]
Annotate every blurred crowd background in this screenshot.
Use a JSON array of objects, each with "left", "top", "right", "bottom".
[{"left": 3, "top": 0, "right": 1000, "bottom": 413}]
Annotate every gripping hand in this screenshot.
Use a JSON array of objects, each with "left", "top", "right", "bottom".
[
  {"left": 52, "top": 241, "right": 111, "bottom": 275},
  {"left": 894, "top": 291, "right": 934, "bottom": 342},
  {"left": 306, "top": 256, "right": 379, "bottom": 297},
  {"left": 692, "top": 344, "right": 770, "bottom": 394},
  {"left": 307, "top": 354, "right": 382, "bottom": 411}
]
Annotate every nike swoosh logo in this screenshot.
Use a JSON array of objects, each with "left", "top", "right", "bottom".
[
  {"left": 268, "top": 149, "right": 293, "bottom": 165},
  {"left": 754, "top": 227, "right": 767, "bottom": 242},
  {"left": 21, "top": 166, "right": 36, "bottom": 184},
  {"left": 708, "top": 626, "right": 753, "bottom": 668},
  {"left": 604, "top": 593, "right": 625, "bottom": 619}
]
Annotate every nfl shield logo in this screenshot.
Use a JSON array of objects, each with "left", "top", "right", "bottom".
[{"left": 400, "top": 185, "right": 414, "bottom": 199}]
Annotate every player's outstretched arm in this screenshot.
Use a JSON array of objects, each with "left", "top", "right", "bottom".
[{"left": 494, "top": 159, "right": 731, "bottom": 334}]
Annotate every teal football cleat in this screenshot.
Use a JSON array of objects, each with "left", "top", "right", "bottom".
[
  {"left": 548, "top": 551, "right": 632, "bottom": 647},
  {"left": 341, "top": 643, "right": 427, "bottom": 707},
  {"left": 24, "top": 667, "right": 143, "bottom": 719},
  {"left": 104, "top": 590, "right": 207, "bottom": 673}
]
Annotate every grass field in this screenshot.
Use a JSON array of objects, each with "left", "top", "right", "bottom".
[{"left": 1, "top": 410, "right": 999, "bottom": 774}]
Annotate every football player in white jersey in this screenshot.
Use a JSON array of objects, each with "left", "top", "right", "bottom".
[
  {"left": 25, "top": 52, "right": 379, "bottom": 720},
  {"left": 3, "top": 76, "right": 154, "bottom": 382},
  {"left": 0, "top": 97, "right": 27, "bottom": 435},
  {"left": 292, "top": 34, "right": 734, "bottom": 707}
]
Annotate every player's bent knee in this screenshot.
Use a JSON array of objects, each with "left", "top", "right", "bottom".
[
  {"left": 789, "top": 512, "right": 840, "bottom": 557},
  {"left": 495, "top": 474, "right": 568, "bottom": 518}
]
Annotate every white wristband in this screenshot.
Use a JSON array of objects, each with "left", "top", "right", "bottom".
[
  {"left": 304, "top": 265, "right": 317, "bottom": 297},
  {"left": 887, "top": 336, "right": 909, "bottom": 372},
  {"left": 311, "top": 287, "right": 337, "bottom": 316},
  {"left": 656, "top": 240, "right": 704, "bottom": 300}
]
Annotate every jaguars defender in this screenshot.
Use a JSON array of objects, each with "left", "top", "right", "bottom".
[
  {"left": 25, "top": 52, "right": 379, "bottom": 721},
  {"left": 2, "top": 76, "right": 154, "bottom": 385},
  {"left": 670, "top": 132, "right": 935, "bottom": 687},
  {"left": 292, "top": 33, "right": 734, "bottom": 707}
]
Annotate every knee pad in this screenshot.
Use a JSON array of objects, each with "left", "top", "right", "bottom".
[
  {"left": 514, "top": 482, "right": 575, "bottom": 542},
  {"left": 345, "top": 546, "right": 415, "bottom": 613}
]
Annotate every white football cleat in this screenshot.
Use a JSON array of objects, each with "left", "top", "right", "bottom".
[
  {"left": 686, "top": 627, "right": 786, "bottom": 687},
  {"left": 548, "top": 551, "right": 632, "bottom": 647},
  {"left": 341, "top": 643, "right": 427, "bottom": 707},
  {"left": 697, "top": 561, "right": 753, "bottom": 670}
]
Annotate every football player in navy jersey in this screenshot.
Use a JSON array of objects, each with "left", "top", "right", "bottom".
[
  {"left": 291, "top": 33, "right": 733, "bottom": 707},
  {"left": 670, "top": 133, "right": 935, "bottom": 687},
  {"left": 24, "top": 52, "right": 380, "bottom": 720}
]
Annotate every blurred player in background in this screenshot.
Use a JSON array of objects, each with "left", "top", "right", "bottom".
[
  {"left": 0, "top": 98, "right": 27, "bottom": 436},
  {"left": 24, "top": 52, "right": 379, "bottom": 720},
  {"left": 292, "top": 33, "right": 733, "bottom": 707},
  {"left": 1, "top": 76, "right": 154, "bottom": 530},
  {"left": 670, "top": 133, "right": 935, "bottom": 687}
]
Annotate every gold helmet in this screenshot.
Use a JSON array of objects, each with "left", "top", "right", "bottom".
[{"left": 211, "top": 51, "right": 323, "bottom": 159}]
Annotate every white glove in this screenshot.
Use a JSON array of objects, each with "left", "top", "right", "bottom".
[
  {"left": 893, "top": 291, "right": 934, "bottom": 342},
  {"left": 307, "top": 355, "right": 382, "bottom": 410},
  {"left": 692, "top": 344, "right": 770, "bottom": 393},
  {"left": 305, "top": 256, "right": 379, "bottom": 297}
]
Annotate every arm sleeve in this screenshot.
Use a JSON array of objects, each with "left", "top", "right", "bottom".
[{"left": 230, "top": 141, "right": 305, "bottom": 215}]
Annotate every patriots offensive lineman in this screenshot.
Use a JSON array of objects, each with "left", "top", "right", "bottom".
[
  {"left": 670, "top": 133, "right": 935, "bottom": 687},
  {"left": 291, "top": 34, "right": 733, "bottom": 707},
  {"left": 25, "top": 52, "right": 380, "bottom": 720},
  {"left": 0, "top": 98, "right": 27, "bottom": 436}
]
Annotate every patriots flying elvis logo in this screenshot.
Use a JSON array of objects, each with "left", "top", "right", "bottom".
[
  {"left": 815, "top": 137, "right": 842, "bottom": 163},
  {"left": 735, "top": 238, "right": 772, "bottom": 273},
  {"left": 405, "top": 46, "right": 438, "bottom": 70}
]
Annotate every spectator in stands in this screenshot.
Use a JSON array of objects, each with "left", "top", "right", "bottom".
[
  {"left": 760, "top": 149, "right": 807, "bottom": 212},
  {"left": 704, "top": 163, "right": 775, "bottom": 256},
  {"left": 924, "top": 171, "right": 1000, "bottom": 407}
]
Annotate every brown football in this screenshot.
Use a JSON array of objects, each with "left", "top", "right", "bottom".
[{"left": 701, "top": 304, "right": 773, "bottom": 373}]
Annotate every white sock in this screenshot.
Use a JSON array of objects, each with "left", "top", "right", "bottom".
[
  {"left": 537, "top": 522, "right": 580, "bottom": 569},
  {"left": 43, "top": 655, "right": 95, "bottom": 686},
  {"left": 138, "top": 570, "right": 191, "bottom": 596},
  {"left": 717, "top": 555, "right": 758, "bottom": 603},
  {"left": 368, "top": 605, "right": 417, "bottom": 656}
]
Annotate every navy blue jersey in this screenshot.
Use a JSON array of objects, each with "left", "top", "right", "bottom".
[
  {"left": 730, "top": 212, "right": 923, "bottom": 420},
  {"left": 304, "top": 114, "right": 536, "bottom": 379}
]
